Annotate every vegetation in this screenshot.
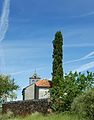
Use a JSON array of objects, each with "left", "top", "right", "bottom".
[
  {"left": 0, "top": 75, "right": 19, "bottom": 102},
  {"left": 51, "top": 71, "right": 94, "bottom": 112},
  {"left": 51, "top": 31, "right": 94, "bottom": 113},
  {"left": 52, "top": 31, "right": 63, "bottom": 81},
  {"left": 61, "top": 71, "right": 94, "bottom": 111},
  {"left": 71, "top": 89, "right": 94, "bottom": 120},
  {"left": 0, "top": 112, "right": 84, "bottom": 120},
  {"left": 51, "top": 31, "right": 64, "bottom": 112}
]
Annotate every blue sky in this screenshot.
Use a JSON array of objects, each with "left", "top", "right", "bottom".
[{"left": 0, "top": 0, "right": 94, "bottom": 100}]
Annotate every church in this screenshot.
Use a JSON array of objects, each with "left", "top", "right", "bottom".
[{"left": 22, "top": 72, "right": 52, "bottom": 100}]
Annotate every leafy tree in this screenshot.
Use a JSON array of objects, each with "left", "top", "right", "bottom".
[
  {"left": 71, "top": 89, "right": 94, "bottom": 120},
  {"left": 51, "top": 31, "right": 64, "bottom": 111},
  {"left": 61, "top": 71, "right": 94, "bottom": 111},
  {"left": 0, "top": 75, "right": 19, "bottom": 102},
  {"left": 51, "top": 70, "right": 94, "bottom": 112}
]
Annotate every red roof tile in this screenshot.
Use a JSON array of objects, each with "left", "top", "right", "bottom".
[{"left": 35, "top": 80, "right": 51, "bottom": 87}]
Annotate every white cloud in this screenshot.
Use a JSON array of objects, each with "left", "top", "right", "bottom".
[
  {"left": 72, "top": 61, "right": 94, "bottom": 73},
  {"left": 78, "top": 11, "right": 94, "bottom": 17},
  {"left": 0, "top": 0, "right": 10, "bottom": 42},
  {"left": 8, "top": 67, "right": 49, "bottom": 75},
  {"left": 64, "top": 51, "right": 94, "bottom": 73},
  {"left": 83, "top": 51, "right": 94, "bottom": 59},
  {"left": 71, "top": 11, "right": 94, "bottom": 18},
  {"left": 64, "top": 51, "right": 94, "bottom": 65},
  {"left": 64, "top": 44, "right": 94, "bottom": 48}
]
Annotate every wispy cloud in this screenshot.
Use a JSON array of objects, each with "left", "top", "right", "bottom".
[
  {"left": 72, "top": 61, "right": 94, "bottom": 73},
  {"left": 0, "top": 0, "right": 10, "bottom": 42},
  {"left": 66, "top": 51, "right": 94, "bottom": 73},
  {"left": 10, "top": 51, "right": 94, "bottom": 75},
  {"left": 9, "top": 67, "right": 49, "bottom": 75},
  {"left": 64, "top": 44, "right": 94, "bottom": 48},
  {"left": 83, "top": 51, "right": 94, "bottom": 59},
  {"left": 71, "top": 11, "right": 94, "bottom": 18},
  {"left": 78, "top": 11, "right": 94, "bottom": 17},
  {"left": 64, "top": 51, "right": 94, "bottom": 65}
]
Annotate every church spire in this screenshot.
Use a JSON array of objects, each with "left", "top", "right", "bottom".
[{"left": 29, "top": 70, "right": 41, "bottom": 84}]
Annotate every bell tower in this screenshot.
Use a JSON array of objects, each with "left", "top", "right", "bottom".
[{"left": 29, "top": 71, "right": 41, "bottom": 85}]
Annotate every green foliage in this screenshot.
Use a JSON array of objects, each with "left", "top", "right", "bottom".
[
  {"left": 0, "top": 112, "right": 84, "bottom": 120},
  {"left": 0, "top": 75, "right": 19, "bottom": 100},
  {"left": 51, "top": 71, "right": 94, "bottom": 112},
  {"left": 71, "top": 89, "right": 94, "bottom": 120},
  {"left": 51, "top": 31, "right": 64, "bottom": 112},
  {"left": 60, "top": 71, "right": 94, "bottom": 111},
  {"left": 52, "top": 31, "right": 63, "bottom": 82},
  {"left": 51, "top": 31, "right": 94, "bottom": 113},
  {"left": 65, "top": 71, "right": 94, "bottom": 93}
]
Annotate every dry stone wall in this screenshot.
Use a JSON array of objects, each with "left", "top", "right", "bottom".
[{"left": 2, "top": 99, "right": 50, "bottom": 116}]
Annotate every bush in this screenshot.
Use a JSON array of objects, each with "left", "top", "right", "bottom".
[
  {"left": 0, "top": 110, "right": 14, "bottom": 120},
  {"left": 71, "top": 89, "right": 94, "bottom": 120}
]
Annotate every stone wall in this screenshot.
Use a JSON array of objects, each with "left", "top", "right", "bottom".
[{"left": 2, "top": 99, "right": 50, "bottom": 116}]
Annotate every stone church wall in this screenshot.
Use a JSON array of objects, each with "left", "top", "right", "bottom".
[
  {"left": 2, "top": 99, "right": 50, "bottom": 116},
  {"left": 24, "top": 84, "right": 35, "bottom": 100}
]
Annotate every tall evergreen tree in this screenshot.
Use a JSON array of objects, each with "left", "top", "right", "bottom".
[
  {"left": 51, "top": 31, "right": 63, "bottom": 111},
  {"left": 52, "top": 31, "right": 63, "bottom": 85}
]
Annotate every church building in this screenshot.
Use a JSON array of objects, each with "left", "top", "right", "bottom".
[{"left": 22, "top": 72, "right": 51, "bottom": 100}]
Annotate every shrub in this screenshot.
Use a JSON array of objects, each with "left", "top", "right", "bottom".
[
  {"left": 71, "top": 89, "right": 94, "bottom": 120},
  {"left": 0, "top": 110, "right": 14, "bottom": 120}
]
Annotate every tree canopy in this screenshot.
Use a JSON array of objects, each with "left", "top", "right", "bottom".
[
  {"left": 0, "top": 75, "right": 19, "bottom": 100},
  {"left": 61, "top": 71, "right": 94, "bottom": 111}
]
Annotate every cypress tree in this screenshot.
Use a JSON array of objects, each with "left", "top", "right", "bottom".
[
  {"left": 52, "top": 31, "right": 63, "bottom": 85},
  {"left": 51, "top": 31, "right": 63, "bottom": 112}
]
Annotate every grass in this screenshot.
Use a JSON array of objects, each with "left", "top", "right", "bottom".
[{"left": 0, "top": 112, "right": 84, "bottom": 120}]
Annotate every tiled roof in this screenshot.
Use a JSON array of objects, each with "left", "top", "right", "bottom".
[{"left": 35, "top": 80, "right": 51, "bottom": 87}]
